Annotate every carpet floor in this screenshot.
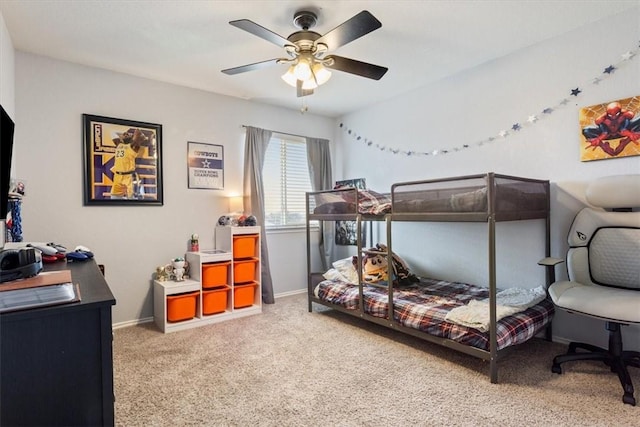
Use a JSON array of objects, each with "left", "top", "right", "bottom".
[{"left": 113, "top": 293, "right": 639, "bottom": 426}]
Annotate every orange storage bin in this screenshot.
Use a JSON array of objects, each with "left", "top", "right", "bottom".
[
  {"left": 202, "top": 261, "right": 230, "bottom": 289},
  {"left": 234, "top": 282, "right": 258, "bottom": 308},
  {"left": 233, "top": 258, "right": 258, "bottom": 283},
  {"left": 233, "top": 234, "right": 259, "bottom": 259},
  {"left": 166, "top": 291, "right": 199, "bottom": 322},
  {"left": 202, "top": 285, "right": 230, "bottom": 315}
]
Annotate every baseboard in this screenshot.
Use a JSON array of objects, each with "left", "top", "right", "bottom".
[
  {"left": 550, "top": 335, "right": 572, "bottom": 346},
  {"left": 274, "top": 288, "right": 307, "bottom": 299},
  {"left": 113, "top": 316, "right": 154, "bottom": 330}
]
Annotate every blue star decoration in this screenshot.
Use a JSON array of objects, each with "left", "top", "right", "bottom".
[
  {"left": 570, "top": 88, "right": 581, "bottom": 96},
  {"left": 542, "top": 107, "right": 553, "bottom": 114},
  {"left": 511, "top": 123, "right": 521, "bottom": 131},
  {"left": 603, "top": 65, "right": 616, "bottom": 74}
]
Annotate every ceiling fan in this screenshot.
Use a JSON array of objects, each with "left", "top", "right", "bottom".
[{"left": 221, "top": 10, "right": 388, "bottom": 97}]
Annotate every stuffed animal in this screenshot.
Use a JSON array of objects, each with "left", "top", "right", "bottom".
[
  {"left": 359, "top": 250, "right": 389, "bottom": 283},
  {"left": 353, "top": 243, "right": 419, "bottom": 286}
]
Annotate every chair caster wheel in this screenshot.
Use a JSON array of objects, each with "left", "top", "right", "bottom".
[
  {"left": 622, "top": 393, "right": 636, "bottom": 406},
  {"left": 551, "top": 364, "right": 562, "bottom": 374}
]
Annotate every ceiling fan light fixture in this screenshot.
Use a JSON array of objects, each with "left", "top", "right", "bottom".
[
  {"left": 301, "top": 77, "right": 318, "bottom": 90},
  {"left": 312, "top": 63, "right": 331, "bottom": 85},
  {"left": 281, "top": 66, "right": 298, "bottom": 87},
  {"left": 224, "top": 10, "right": 388, "bottom": 97},
  {"left": 293, "top": 58, "right": 312, "bottom": 81}
]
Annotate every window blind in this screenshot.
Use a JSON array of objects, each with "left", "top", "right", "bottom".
[{"left": 263, "top": 134, "right": 312, "bottom": 228}]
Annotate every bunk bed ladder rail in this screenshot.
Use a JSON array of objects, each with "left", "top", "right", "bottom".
[
  {"left": 306, "top": 191, "right": 313, "bottom": 312},
  {"left": 356, "top": 214, "right": 365, "bottom": 318},
  {"left": 355, "top": 214, "right": 396, "bottom": 325},
  {"left": 487, "top": 173, "right": 499, "bottom": 384},
  {"left": 385, "top": 214, "right": 395, "bottom": 327}
]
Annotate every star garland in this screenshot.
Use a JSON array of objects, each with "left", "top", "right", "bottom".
[{"left": 339, "top": 42, "right": 639, "bottom": 157}]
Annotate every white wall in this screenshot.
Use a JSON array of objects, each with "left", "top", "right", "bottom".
[
  {"left": 14, "top": 52, "right": 333, "bottom": 324},
  {"left": 336, "top": 9, "right": 640, "bottom": 350}
]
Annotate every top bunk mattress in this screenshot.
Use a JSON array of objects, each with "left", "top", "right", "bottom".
[
  {"left": 391, "top": 173, "right": 549, "bottom": 219},
  {"left": 309, "top": 188, "right": 391, "bottom": 216},
  {"left": 306, "top": 173, "right": 549, "bottom": 221},
  {"left": 391, "top": 173, "right": 549, "bottom": 220}
]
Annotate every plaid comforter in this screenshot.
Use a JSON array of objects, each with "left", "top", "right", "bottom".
[{"left": 315, "top": 277, "right": 554, "bottom": 351}]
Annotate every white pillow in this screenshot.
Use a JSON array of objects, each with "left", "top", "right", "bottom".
[
  {"left": 331, "top": 257, "right": 359, "bottom": 284},
  {"left": 323, "top": 268, "right": 346, "bottom": 281}
]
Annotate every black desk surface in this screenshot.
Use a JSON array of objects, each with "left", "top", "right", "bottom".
[{"left": 1, "top": 259, "right": 116, "bottom": 319}]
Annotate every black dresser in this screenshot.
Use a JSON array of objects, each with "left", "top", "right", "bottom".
[{"left": 0, "top": 260, "right": 116, "bottom": 426}]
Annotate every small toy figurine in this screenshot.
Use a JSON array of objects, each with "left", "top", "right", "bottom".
[
  {"left": 172, "top": 257, "right": 186, "bottom": 281},
  {"left": 156, "top": 266, "right": 167, "bottom": 281},
  {"left": 190, "top": 233, "right": 199, "bottom": 252}
]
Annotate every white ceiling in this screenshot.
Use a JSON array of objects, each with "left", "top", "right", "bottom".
[{"left": 1, "top": 1, "right": 638, "bottom": 117}]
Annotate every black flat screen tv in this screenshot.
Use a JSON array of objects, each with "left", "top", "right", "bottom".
[{"left": 1, "top": 104, "right": 15, "bottom": 222}]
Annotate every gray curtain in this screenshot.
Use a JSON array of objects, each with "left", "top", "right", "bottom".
[
  {"left": 306, "top": 137, "right": 333, "bottom": 270},
  {"left": 243, "top": 126, "right": 275, "bottom": 304}
]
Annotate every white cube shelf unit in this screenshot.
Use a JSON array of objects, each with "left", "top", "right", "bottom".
[{"left": 153, "top": 227, "right": 262, "bottom": 333}]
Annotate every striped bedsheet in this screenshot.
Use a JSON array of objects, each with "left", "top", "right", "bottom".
[{"left": 315, "top": 277, "right": 554, "bottom": 351}]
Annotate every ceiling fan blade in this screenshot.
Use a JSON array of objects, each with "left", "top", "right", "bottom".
[
  {"left": 325, "top": 55, "right": 388, "bottom": 80},
  {"left": 296, "top": 80, "right": 314, "bottom": 98},
  {"left": 315, "top": 10, "right": 381, "bottom": 50},
  {"left": 229, "top": 19, "right": 291, "bottom": 47},
  {"left": 221, "top": 59, "right": 281, "bottom": 75}
]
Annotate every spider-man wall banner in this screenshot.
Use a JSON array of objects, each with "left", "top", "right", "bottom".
[{"left": 579, "top": 95, "right": 640, "bottom": 162}]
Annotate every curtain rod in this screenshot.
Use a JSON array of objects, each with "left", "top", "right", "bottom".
[{"left": 242, "top": 125, "right": 323, "bottom": 141}]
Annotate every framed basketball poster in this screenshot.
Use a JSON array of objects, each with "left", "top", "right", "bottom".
[{"left": 82, "top": 114, "right": 163, "bottom": 205}]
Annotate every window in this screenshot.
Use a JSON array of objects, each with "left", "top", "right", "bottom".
[{"left": 263, "top": 133, "right": 312, "bottom": 229}]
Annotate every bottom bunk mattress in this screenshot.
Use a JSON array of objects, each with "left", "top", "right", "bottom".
[{"left": 314, "top": 277, "right": 554, "bottom": 351}]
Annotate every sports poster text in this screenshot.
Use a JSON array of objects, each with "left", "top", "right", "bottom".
[{"left": 187, "top": 142, "right": 224, "bottom": 189}]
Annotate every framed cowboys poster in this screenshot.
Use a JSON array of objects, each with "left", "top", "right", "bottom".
[{"left": 187, "top": 142, "right": 224, "bottom": 190}]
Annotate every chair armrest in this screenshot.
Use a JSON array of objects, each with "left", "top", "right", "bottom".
[
  {"left": 537, "top": 257, "right": 564, "bottom": 266},
  {"left": 538, "top": 257, "right": 564, "bottom": 289}
]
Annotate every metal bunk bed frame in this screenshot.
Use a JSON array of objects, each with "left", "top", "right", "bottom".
[{"left": 305, "top": 173, "right": 551, "bottom": 383}]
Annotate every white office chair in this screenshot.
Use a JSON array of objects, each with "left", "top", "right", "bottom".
[{"left": 545, "top": 174, "right": 640, "bottom": 406}]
